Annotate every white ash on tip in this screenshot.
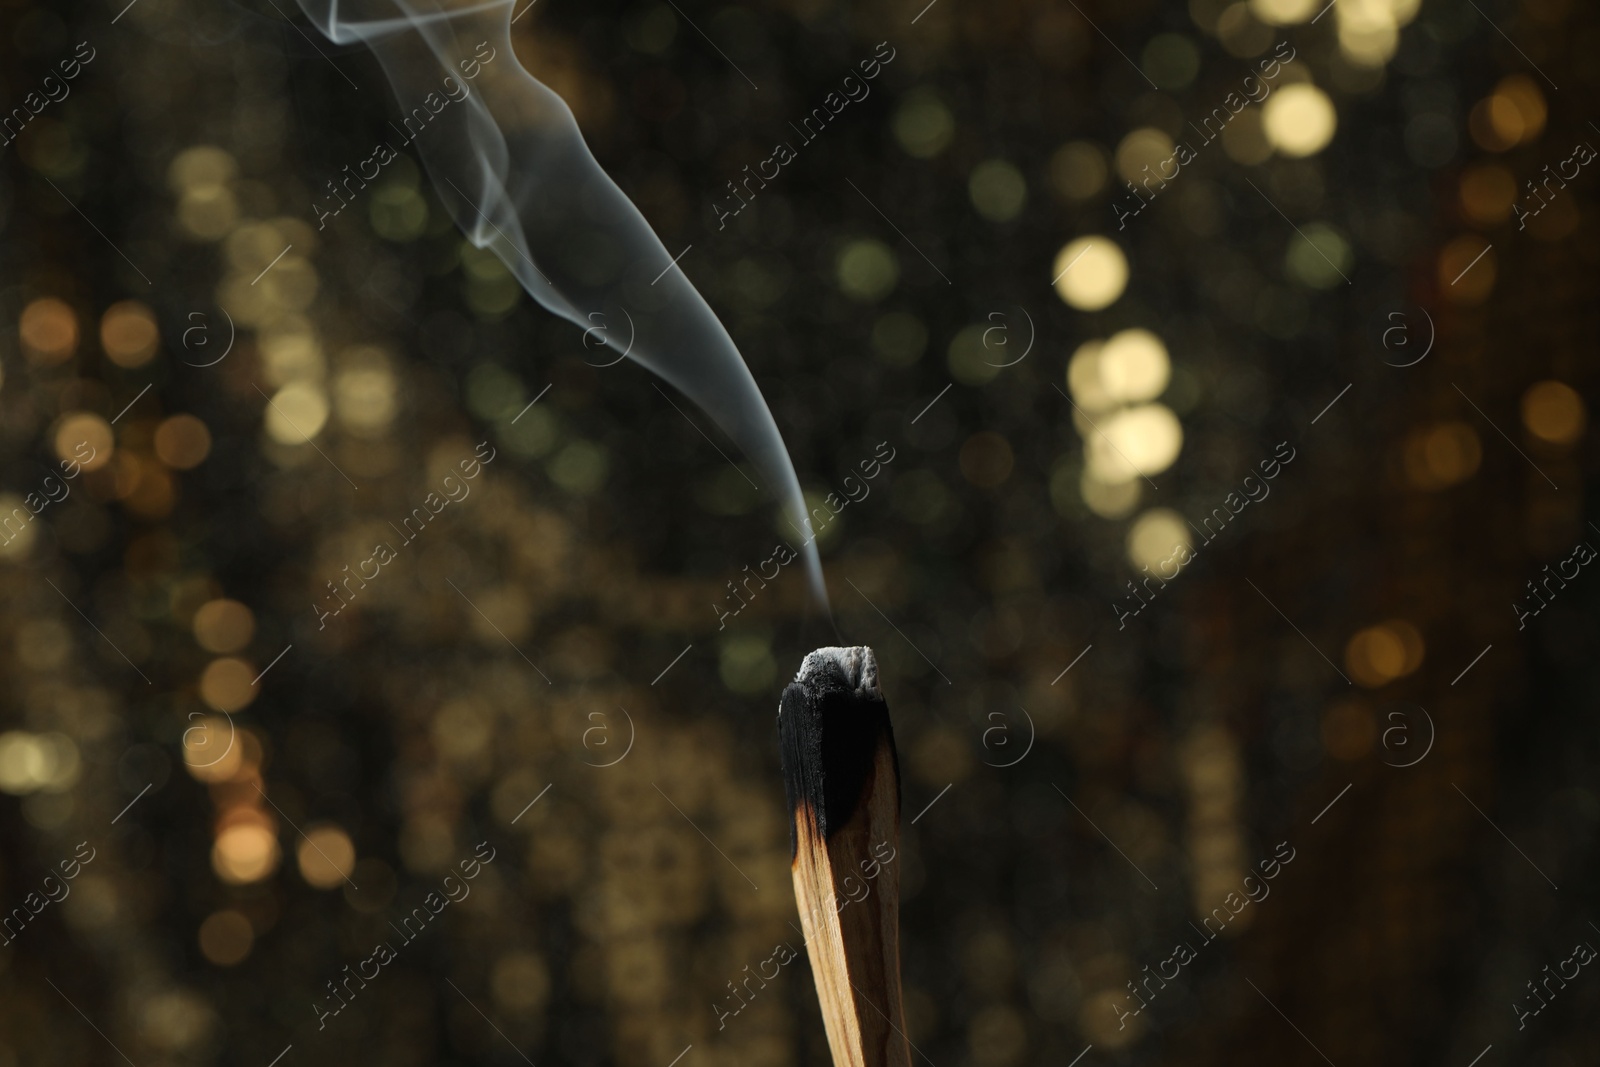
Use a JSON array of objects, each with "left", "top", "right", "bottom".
[{"left": 794, "top": 646, "right": 879, "bottom": 697}]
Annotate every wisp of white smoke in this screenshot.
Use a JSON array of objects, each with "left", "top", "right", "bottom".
[{"left": 294, "top": 0, "right": 828, "bottom": 609}]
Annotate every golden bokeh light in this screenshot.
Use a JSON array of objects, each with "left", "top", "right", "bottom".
[
  {"left": 1078, "top": 471, "right": 1141, "bottom": 519},
  {"left": 1099, "top": 329, "right": 1171, "bottom": 403},
  {"left": 0, "top": 732, "right": 81, "bottom": 794},
  {"left": 183, "top": 715, "right": 242, "bottom": 783},
  {"left": 297, "top": 825, "right": 357, "bottom": 889},
  {"left": 193, "top": 599, "right": 255, "bottom": 654},
  {"left": 1469, "top": 95, "right": 1521, "bottom": 152},
  {"left": 1468, "top": 96, "right": 1521, "bottom": 152},
  {"left": 1348, "top": 627, "right": 1404, "bottom": 686},
  {"left": 0, "top": 494, "right": 38, "bottom": 559},
  {"left": 1218, "top": 2, "right": 1275, "bottom": 57},
  {"left": 491, "top": 951, "right": 552, "bottom": 1012},
  {"left": 139, "top": 988, "right": 217, "bottom": 1053},
  {"left": 1521, "top": 380, "right": 1585, "bottom": 446},
  {"left": 167, "top": 144, "right": 239, "bottom": 193},
  {"left": 1338, "top": 19, "right": 1398, "bottom": 66},
  {"left": 54, "top": 413, "right": 113, "bottom": 472},
  {"left": 1052, "top": 237, "right": 1128, "bottom": 311},
  {"left": 154, "top": 414, "right": 214, "bottom": 469},
  {"left": 198, "top": 910, "right": 254, "bottom": 966},
  {"left": 105, "top": 452, "right": 146, "bottom": 502},
  {"left": 199, "top": 657, "right": 259, "bottom": 712},
  {"left": 259, "top": 317, "right": 325, "bottom": 386},
  {"left": 1499, "top": 75, "right": 1548, "bottom": 141},
  {"left": 1066, "top": 329, "right": 1181, "bottom": 509},
  {"left": 1459, "top": 164, "right": 1517, "bottom": 226},
  {"left": 1391, "top": 620, "right": 1425, "bottom": 673},
  {"left": 100, "top": 301, "right": 160, "bottom": 368},
  {"left": 1345, "top": 620, "right": 1424, "bottom": 688},
  {"left": 222, "top": 222, "right": 320, "bottom": 325},
  {"left": 1335, "top": 0, "right": 1419, "bottom": 66},
  {"left": 1115, "top": 127, "right": 1176, "bottom": 183},
  {"left": 253, "top": 255, "right": 320, "bottom": 319},
  {"left": 264, "top": 382, "right": 330, "bottom": 444},
  {"left": 1067, "top": 340, "right": 1112, "bottom": 412},
  {"left": 178, "top": 183, "right": 240, "bottom": 241},
  {"left": 1468, "top": 76, "right": 1546, "bottom": 153},
  {"left": 1081, "top": 987, "right": 1142, "bottom": 1047},
  {"left": 1049, "top": 141, "right": 1108, "bottom": 201},
  {"left": 19, "top": 297, "right": 79, "bottom": 366},
  {"left": 213, "top": 820, "right": 280, "bottom": 885},
  {"left": 1404, "top": 422, "right": 1482, "bottom": 491},
  {"left": 1262, "top": 84, "right": 1337, "bottom": 157},
  {"left": 225, "top": 220, "right": 304, "bottom": 276},
  {"left": 1497, "top": 75, "right": 1548, "bottom": 143},
  {"left": 1249, "top": 0, "right": 1319, "bottom": 24},
  {"left": 1089, "top": 404, "right": 1184, "bottom": 483},
  {"left": 333, "top": 346, "right": 399, "bottom": 437},
  {"left": 1127, "top": 508, "right": 1191, "bottom": 570}
]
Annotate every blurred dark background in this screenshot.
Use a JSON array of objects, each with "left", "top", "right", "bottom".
[{"left": 0, "top": 0, "right": 1596, "bottom": 1064}]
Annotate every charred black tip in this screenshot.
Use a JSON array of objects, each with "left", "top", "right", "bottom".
[{"left": 777, "top": 646, "right": 899, "bottom": 858}]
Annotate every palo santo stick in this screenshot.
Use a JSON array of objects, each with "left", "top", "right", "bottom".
[{"left": 778, "top": 646, "right": 912, "bottom": 1067}]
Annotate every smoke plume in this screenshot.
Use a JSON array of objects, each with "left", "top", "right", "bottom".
[{"left": 294, "top": 0, "right": 827, "bottom": 608}]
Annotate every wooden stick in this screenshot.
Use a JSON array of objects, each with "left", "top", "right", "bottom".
[{"left": 777, "top": 646, "right": 912, "bottom": 1067}]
